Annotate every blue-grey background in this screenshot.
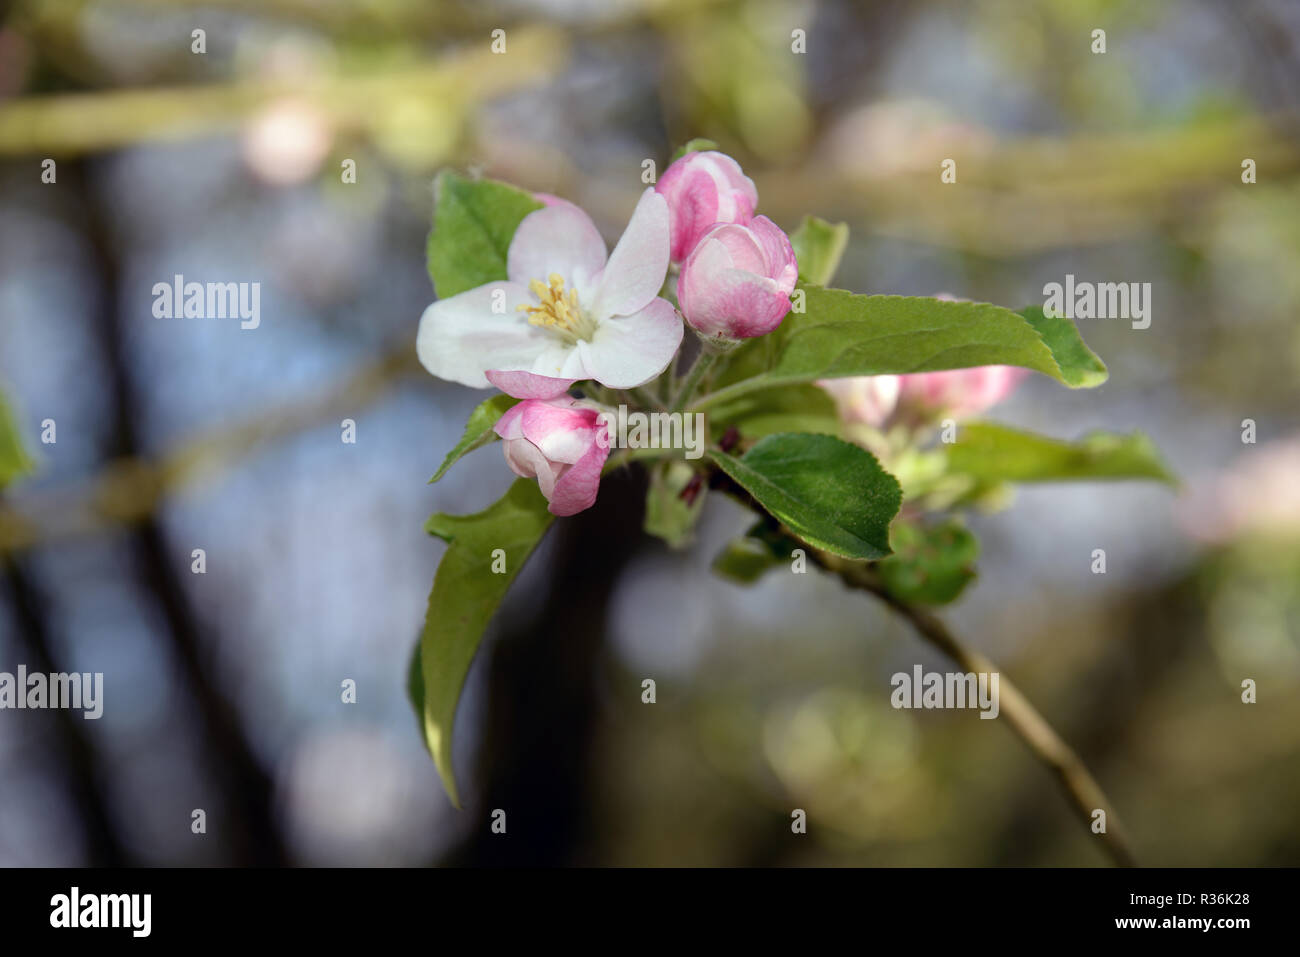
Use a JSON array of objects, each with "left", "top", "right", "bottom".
[{"left": 1, "top": 0, "right": 1297, "bottom": 865}]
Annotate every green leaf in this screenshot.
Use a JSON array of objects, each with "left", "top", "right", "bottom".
[
  {"left": 946, "top": 423, "right": 1177, "bottom": 484},
  {"left": 429, "top": 394, "right": 519, "bottom": 483},
  {"left": 790, "top": 215, "right": 849, "bottom": 286},
  {"left": 712, "top": 537, "right": 780, "bottom": 584},
  {"left": 644, "top": 459, "right": 706, "bottom": 549},
  {"left": 711, "top": 520, "right": 797, "bottom": 584},
  {"left": 697, "top": 288, "right": 1108, "bottom": 409},
  {"left": 1019, "top": 305, "right": 1109, "bottom": 388},
  {"left": 709, "top": 433, "right": 902, "bottom": 560},
  {"left": 0, "top": 390, "right": 33, "bottom": 490},
  {"left": 426, "top": 171, "right": 543, "bottom": 299},
  {"left": 669, "top": 138, "right": 720, "bottom": 163},
  {"left": 406, "top": 639, "right": 429, "bottom": 751},
  {"left": 418, "top": 479, "right": 554, "bottom": 806},
  {"left": 876, "top": 520, "right": 979, "bottom": 606},
  {"left": 708, "top": 383, "right": 842, "bottom": 441}
]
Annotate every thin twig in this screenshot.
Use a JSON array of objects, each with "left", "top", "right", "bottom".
[{"left": 812, "top": 549, "right": 1137, "bottom": 868}]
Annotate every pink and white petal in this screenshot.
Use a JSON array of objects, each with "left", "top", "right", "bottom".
[
  {"left": 547, "top": 441, "right": 609, "bottom": 516},
  {"left": 489, "top": 338, "right": 590, "bottom": 383},
  {"left": 502, "top": 438, "right": 562, "bottom": 499},
  {"left": 665, "top": 168, "right": 720, "bottom": 261},
  {"left": 416, "top": 281, "right": 542, "bottom": 389},
  {"left": 493, "top": 402, "right": 527, "bottom": 440},
  {"left": 507, "top": 204, "right": 607, "bottom": 287},
  {"left": 530, "top": 427, "right": 592, "bottom": 467},
  {"left": 519, "top": 403, "right": 595, "bottom": 465},
  {"left": 486, "top": 369, "right": 575, "bottom": 399},
  {"left": 748, "top": 216, "right": 799, "bottom": 290},
  {"left": 589, "top": 189, "right": 671, "bottom": 320},
  {"left": 678, "top": 232, "right": 736, "bottom": 303},
  {"left": 685, "top": 267, "right": 790, "bottom": 339},
  {"left": 578, "top": 297, "right": 683, "bottom": 388},
  {"left": 702, "top": 223, "right": 766, "bottom": 275}
]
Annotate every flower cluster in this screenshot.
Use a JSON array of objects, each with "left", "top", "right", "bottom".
[
  {"left": 418, "top": 151, "right": 1032, "bottom": 517},
  {"left": 417, "top": 149, "right": 797, "bottom": 514}
]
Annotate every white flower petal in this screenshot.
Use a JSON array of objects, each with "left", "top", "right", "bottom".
[
  {"left": 589, "top": 189, "right": 670, "bottom": 320},
  {"left": 578, "top": 297, "right": 682, "bottom": 388},
  {"left": 507, "top": 203, "right": 606, "bottom": 287},
  {"left": 489, "top": 338, "right": 593, "bottom": 382},
  {"left": 416, "top": 281, "right": 543, "bottom": 389}
]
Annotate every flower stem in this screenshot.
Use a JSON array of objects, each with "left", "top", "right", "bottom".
[
  {"left": 810, "top": 548, "right": 1137, "bottom": 867},
  {"left": 672, "top": 347, "right": 720, "bottom": 412},
  {"left": 686, "top": 376, "right": 764, "bottom": 414},
  {"left": 631, "top": 385, "right": 666, "bottom": 412}
]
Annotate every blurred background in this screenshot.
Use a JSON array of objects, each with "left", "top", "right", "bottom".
[{"left": 1, "top": 0, "right": 1298, "bottom": 867}]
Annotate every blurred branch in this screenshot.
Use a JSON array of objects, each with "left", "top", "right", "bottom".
[
  {"left": 18, "top": 0, "right": 481, "bottom": 38},
  {"left": 811, "top": 549, "right": 1138, "bottom": 868},
  {"left": 516, "top": 114, "right": 1300, "bottom": 255},
  {"left": 0, "top": 348, "right": 422, "bottom": 555},
  {"left": 708, "top": 470, "right": 1137, "bottom": 865},
  {"left": 759, "top": 115, "right": 1300, "bottom": 255},
  {"left": 0, "top": 26, "right": 569, "bottom": 155},
  {"left": 70, "top": 154, "right": 288, "bottom": 864},
  {"left": 0, "top": 549, "right": 131, "bottom": 865}
]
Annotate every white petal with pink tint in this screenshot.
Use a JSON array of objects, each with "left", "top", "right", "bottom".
[
  {"left": 507, "top": 203, "right": 606, "bottom": 291},
  {"left": 589, "top": 189, "right": 670, "bottom": 320},
  {"left": 420, "top": 189, "right": 674, "bottom": 396},
  {"left": 416, "top": 280, "right": 539, "bottom": 388},
  {"left": 577, "top": 297, "right": 682, "bottom": 388}
]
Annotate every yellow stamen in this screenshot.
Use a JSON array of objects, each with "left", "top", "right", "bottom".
[{"left": 517, "top": 273, "right": 595, "bottom": 343}]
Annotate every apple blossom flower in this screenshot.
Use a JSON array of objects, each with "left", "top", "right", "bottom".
[
  {"left": 417, "top": 188, "right": 682, "bottom": 399},
  {"left": 677, "top": 216, "right": 798, "bottom": 340},
  {"left": 493, "top": 396, "right": 611, "bottom": 516},
  {"left": 655, "top": 150, "right": 758, "bottom": 262}
]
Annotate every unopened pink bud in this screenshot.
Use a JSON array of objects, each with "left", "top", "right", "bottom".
[
  {"left": 655, "top": 151, "right": 758, "bottom": 262},
  {"left": 493, "top": 397, "right": 611, "bottom": 516},
  {"left": 677, "top": 216, "right": 798, "bottom": 340}
]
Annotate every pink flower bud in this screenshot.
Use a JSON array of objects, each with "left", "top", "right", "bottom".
[
  {"left": 819, "top": 375, "right": 901, "bottom": 427},
  {"left": 895, "top": 366, "right": 1029, "bottom": 421},
  {"left": 677, "top": 216, "right": 798, "bottom": 340},
  {"left": 493, "top": 397, "right": 610, "bottom": 516},
  {"left": 655, "top": 150, "right": 758, "bottom": 262}
]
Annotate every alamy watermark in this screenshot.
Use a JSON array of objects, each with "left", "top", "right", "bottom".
[
  {"left": 1043, "top": 274, "right": 1151, "bottom": 330},
  {"left": 0, "top": 666, "right": 103, "bottom": 719},
  {"left": 890, "top": 665, "right": 1000, "bottom": 719},
  {"left": 50, "top": 887, "right": 150, "bottom": 937},
  {"left": 152, "top": 274, "right": 261, "bottom": 329},
  {"left": 596, "top": 406, "right": 706, "bottom": 460}
]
